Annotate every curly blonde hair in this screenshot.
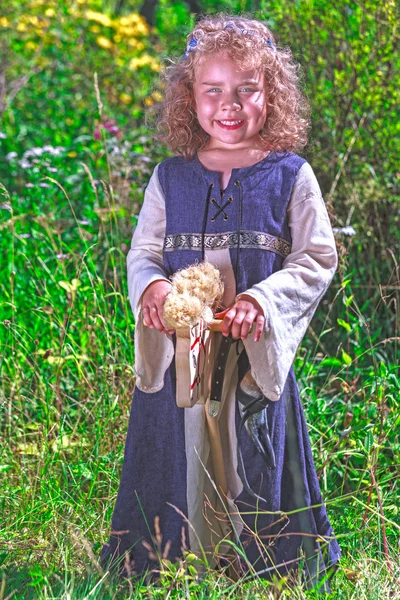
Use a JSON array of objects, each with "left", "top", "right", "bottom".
[{"left": 148, "top": 14, "right": 310, "bottom": 159}]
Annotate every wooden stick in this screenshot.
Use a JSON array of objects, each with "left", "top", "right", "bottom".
[{"left": 207, "top": 318, "right": 224, "bottom": 332}]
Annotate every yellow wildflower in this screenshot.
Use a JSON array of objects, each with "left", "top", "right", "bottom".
[
  {"left": 115, "top": 13, "right": 148, "bottom": 37},
  {"left": 151, "top": 91, "right": 163, "bottom": 102},
  {"left": 129, "top": 55, "right": 160, "bottom": 72},
  {"left": 128, "top": 55, "right": 148, "bottom": 70},
  {"left": 136, "top": 41, "right": 145, "bottom": 51},
  {"left": 25, "top": 15, "right": 48, "bottom": 28},
  {"left": 85, "top": 10, "right": 114, "bottom": 28},
  {"left": 119, "top": 14, "right": 141, "bottom": 26},
  {"left": 144, "top": 97, "right": 154, "bottom": 106},
  {"left": 135, "top": 21, "right": 148, "bottom": 35},
  {"left": 17, "top": 22, "right": 27, "bottom": 32},
  {"left": 27, "top": 15, "right": 39, "bottom": 25},
  {"left": 89, "top": 25, "right": 100, "bottom": 33},
  {"left": 45, "top": 8, "right": 55, "bottom": 17},
  {"left": 113, "top": 34, "right": 122, "bottom": 43},
  {"left": 127, "top": 38, "right": 137, "bottom": 48},
  {"left": 120, "top": 93, "right": 132, "bottom": 104},
  {"left": 26, "top": 41, "right": 37, "bottom": 50},
  {"left": 68, "top": 151, "right": 77, "bottom": 158},
  {"left": 117, "top": 26, "right": 138, "bottom": 37},
  {"left": 0, "top": 17, "right": 9, "bottom": 27},
  {"left": 96, "top": 36, "right": 113, "bottom": 50}
]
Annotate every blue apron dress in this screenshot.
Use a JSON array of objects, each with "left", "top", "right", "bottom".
[{"left": 101, "top": 152, "right": 341, "bottom": 590}]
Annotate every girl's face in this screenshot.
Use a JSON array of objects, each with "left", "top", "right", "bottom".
[{"left": 192, "top": 52, "right": 267, "bottom": 150}]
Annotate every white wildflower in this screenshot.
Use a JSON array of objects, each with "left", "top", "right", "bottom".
[
  {"left": 19, "top": 159, "right": 33, "bottom": 169},
  {"left": 333, "top": 226, "right": 356, "bottom": 236},
  {"left": 42, "top": 145, "right": 65, "bottom": 155},
  {"left": 24, "top": 148, "right": 44, "bottom": 158}
]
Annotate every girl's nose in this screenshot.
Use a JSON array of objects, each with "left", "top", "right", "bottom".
[{"left": 221, "top": 94, "right": 242, "bottom": 111}]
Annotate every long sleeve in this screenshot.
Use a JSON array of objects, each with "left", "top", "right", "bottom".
[
  {"left": 127, "top": 163, "right": 174, "bottom": 393},
  {"left": 127, "top": 163, "right": 170, "bottom": 315},
  {"left": 241, "top": 162, "right": 338, "bottom": 401}
]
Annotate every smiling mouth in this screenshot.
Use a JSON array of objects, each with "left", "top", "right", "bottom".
[{"left": 216, "top": 120, "right": 245, "bottom": 130}]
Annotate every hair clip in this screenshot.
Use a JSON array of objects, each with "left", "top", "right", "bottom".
[
  {"left": 184, "top": 37, "right": 198, "bottom": 58},
  {"left": 266, "top": 37, "right": 275, "bottom": 49}
]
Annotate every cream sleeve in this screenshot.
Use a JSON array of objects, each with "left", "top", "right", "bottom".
[
  {"left": 240, "top": 162, "right": 338, "bottom": 401},
  {"left": 127, "top": 163, "right": 174, "bottom": 393},
  {"left": 127, "top": 163, "right": 171, "bottom": 315}
]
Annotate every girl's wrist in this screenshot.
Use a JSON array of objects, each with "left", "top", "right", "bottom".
[{"left": 235, "top": 293, "right": 264, "bottom": 315}]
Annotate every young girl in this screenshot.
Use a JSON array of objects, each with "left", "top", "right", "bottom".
[{"left": 102, "top": 14, "right": 341, "bottom": 590}]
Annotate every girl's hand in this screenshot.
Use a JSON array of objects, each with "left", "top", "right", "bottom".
[
  {"left": 141, "top": 280, "right": 174, "bottom": 335},
  {"left": 215, "top": 295, "right": 265, "bottom": 342}
]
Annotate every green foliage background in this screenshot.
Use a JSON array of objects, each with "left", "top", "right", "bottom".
[{"left": 0, "top": 0, "right": 399, "bottom": 597}]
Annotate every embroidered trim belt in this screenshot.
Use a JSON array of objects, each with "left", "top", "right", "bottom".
[{"left": 163, "top": 231, "right": 291, "bottom": 258}]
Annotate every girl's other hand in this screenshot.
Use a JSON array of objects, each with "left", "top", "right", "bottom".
[
  {"left": 141, "top": 280, "right": 174, "bottom": 335},
  {"left": 215, "top": 295, "right": 265, "bottom": 342}
]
